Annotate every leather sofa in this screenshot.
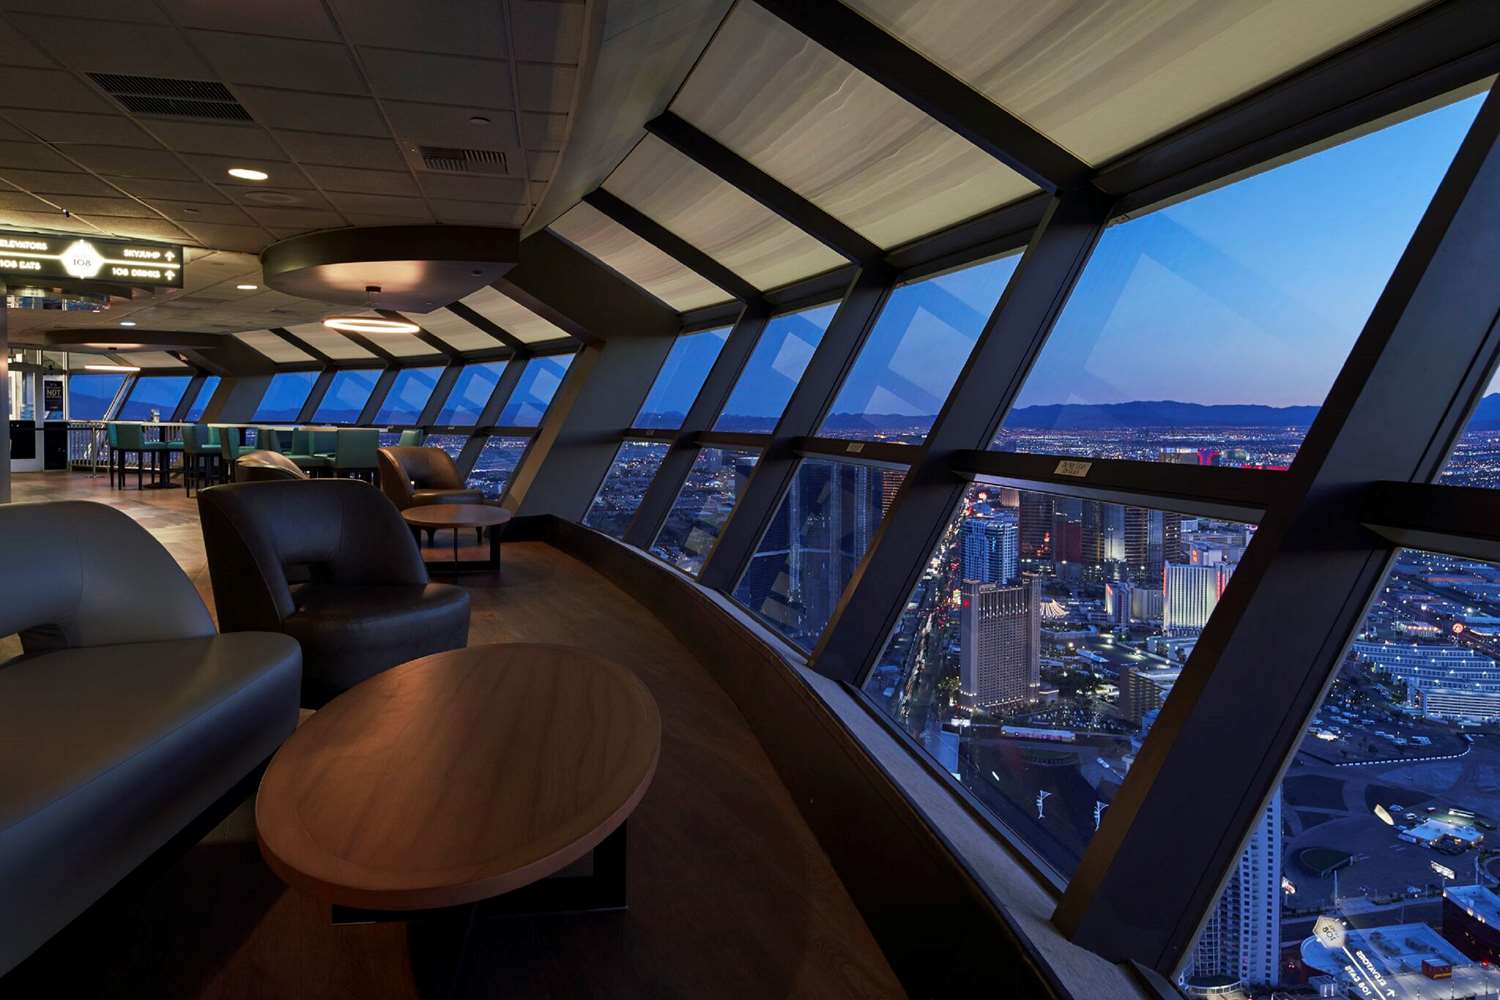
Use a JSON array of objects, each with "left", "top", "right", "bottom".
[
  {"left": 0, "top": 501, "right": 301, "bottom": 976},
  {"left": 377, "top": 446, "right": 484, "bottom": 509},
  {"left": 235, "top": 449, "right": 309, "bottom": 482},
  {"left": 197, "top": 480, "right": 471, "bottom": 707}
]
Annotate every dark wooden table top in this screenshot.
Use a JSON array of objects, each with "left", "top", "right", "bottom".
[
  {"left": 400, "top": 503, "right": 514, "bottom": 529},
  {"left": 255, "top": 642, "right": 661, "bottom": 911}
]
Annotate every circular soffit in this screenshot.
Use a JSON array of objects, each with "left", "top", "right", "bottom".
[{"left": 260, "top": 225, "right": 520, "bottom": 312}]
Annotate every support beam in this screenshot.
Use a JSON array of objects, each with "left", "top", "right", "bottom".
[
  {"left": 416, "top": 364, "right": 462, "bottom": 427},
  {"left": 750, "top": 0, "right": 1092, "bottom": 193},
  {"left": 697, "top": 265, "right": 893, "bottom": 592},
  {"left": 646, "top": 112, "right": 883, "bottom": 264},
  {"left": 375, "top": 310, "right": 462, "bottom": 361},
  {"left": 272, "top": 327, "right": 334, "bottom": 367},
  {"left": 356, "top": 369, "right": 398, "bottom": 427},
  {"left": 296, "top": 370, "right": 335, "bottom": 424},
  {"left": 1054, "top": 80, "right": 1500, "bottom": 974},
  {"left": 583, "top": 188, "right": 762, "bottom": 305},
  {"left": 811, "top": 191, "right": 1112, "bottom": 682},
  {"left": 623, "top": 307, "right": 762, "bottom": 550},
  {"left": 334, "top": 329, "right": 399, "bottom": 366},
  {"left": 498, "top": 231, "right": 679, "bottom": 343},
  {"left": 445, "top": 302, "right": 529, "bottom": 354}
]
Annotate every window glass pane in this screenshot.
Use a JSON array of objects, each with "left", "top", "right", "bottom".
[
  {"left": 864, "top": 483, "right": 1251, "bottom": 878},
  {"left": 374, "top": 366, "right": 443, "bottom": 425},
  {"left": 116, "top": 375, "right": 192, "bottom": 421},
  {"left": 67, "top": 373, "right": 126, "bottom": 420},
  {"left": 995, "top": 94, "right": 1482, "bottom": 468},
  {"left": 820, "top": 255, "right": 1019, "bottom": 443},
  {"left": 497, "top": 354, "right": 573, "bottom": 427},
  {"left": 183, "top": 375, "right": 220, "bottom": 422},
  {"left": 1181, "top": 548, "right": 1500, "bottom": 995},
  {"left": 467, "top": 435, "right": 530, "bottom": 500},
  {"left": 582, "top": 440, "right": 671, "bottom": 538},
  {"left": 1444, "top": 366, "right": 1500, "bottom": 488},
  {"left": 436, "top": 361, "right": 506, "bottom": 426},
  {"left": 651, "top": 447, "right": 761, "bottom": 575},
  {"left": 253, "top": 371, "right": 318, "bottom": 422},
  {"left": 421, "top": 432, "right": 465, "bottom": 462},
  {"left": 735, "top": 458, "right": 906, "bottom": 650},
  {"left": 715, "top": 305, "right": 835, "bottom": 432},
  {"left": 310, "top": 369, "right": 379, "bottom": 424},
  {"left": 635, "top": 328, "right": 730, "bottom": 430}
]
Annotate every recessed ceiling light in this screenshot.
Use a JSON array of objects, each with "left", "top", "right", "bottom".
[
  {"left": 227, "top": 167, "right": 269, "bottom": 181},
  {"left": 323, "top": 316, "right": 420, "bottom": 335},
  {"left": 119, "top": 320, "right": 137, "bottom": 327},
  {"left": 85, "top": 363, "right": 140, "bottom": 373},
  {"left": 468, "top": 115, "right": 490, "bottom": 126},
  {"left": 236, "top": 284, "right": 258, "bottom": 290}
]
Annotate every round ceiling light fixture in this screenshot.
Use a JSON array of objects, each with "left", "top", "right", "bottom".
[
  {"left": 227, "top": 167, "right": 269, "bottom": 181},
  {"left": 322, "top": 315, "right": 419, "bottom": 335}
]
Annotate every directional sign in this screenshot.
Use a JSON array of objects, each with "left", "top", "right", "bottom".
[
  {"left": 1432, "top": 861, "right": 1457, "bottom": 881},
  {"left": 0, "top": 231, "right": 183, "bottom": 288}
]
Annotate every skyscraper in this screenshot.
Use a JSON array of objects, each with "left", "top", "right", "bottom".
[
  {"left": 959, "top": 577, "right": 1040, "bottom": 711},
  {"left": 961, "top": 512, "right": 1019, "bottom": 584},
  {"left": 1019, "top": 492, "right": 1055, "bottom": 559},
  {"left": 1185, "top": 788, "right": 1283, "bottom": 988},
  {"left": 1163, "top": 562, "right": 1231, "bottom": 634},
  {"left": 1126, "top": 507, "right": 1183, "bottom": 582}
]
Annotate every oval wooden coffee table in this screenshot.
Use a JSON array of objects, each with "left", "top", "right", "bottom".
[
  {"left": 401, "top": 503, "right": 512, "bottom": 575},
  {"left": 255, "top": 643, "right": 661, "bottom": 914}
]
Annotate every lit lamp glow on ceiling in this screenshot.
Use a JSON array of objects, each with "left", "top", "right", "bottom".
[{"left": 323, "top": 316, "right": 420, "bottom": 335}]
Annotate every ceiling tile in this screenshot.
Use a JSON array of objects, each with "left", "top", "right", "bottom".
[
  {"left": 0, "top": 117, "right": 31, "bottom": 142},
  {"left": 235, "top": 88, "right": 390, "bottom": 137},
  {"left": 242, "top": 206, "right": 344, "bottom": 228},
  {"left": 509, "top": 0, "right": 587, "bottom": 64},
  {"left": 190, "top": 32, "right": 368, "bottom": 95},
  {"left": 2, "top": 109, "right": 158, "bottom": 148},
  {"left": 179, "top": 154, "right": 309, "bottom": 189},
  {"left": 138, "top": 120, "right": 285, "bottom": 159},
  {"left": 157, "top": 0, "right": 339, "bottom": 40},
  {"left": 519, "top": 112, "right": 567, "bottom": 151},
  {"left": 225, "top": 186, "right": 333, "bottom": 211},
  {"left": 0, "top": 1, "right": 166, "bottom": 23},
  {"left": 328, "top": 0, "right": 507, "bottom": 59},
  {"left": 7, "top": 15, "right": 212, "bottom": 76},
  {"left": 108, "top": 177, "right": 230, "bottom": 202},
  {"left": 0, "top": 189, "right": 54, "bottom": 212},
  {"left": 142, "top": 200, "right": 256, "bottom": 225},
  {"left": 549, "top": 201, "right": 729, "bottom": 312},
  {"left": 0, "top": 140, "right": 79, "bottom": 172},
  {"left": 527, "top": 150, "right": 557, "bottom": 181},
  {"left": 0, "top": 18, "right": 53, "bottom": 66},
  {"left": 40, "top": 194, "right": 159, "bottom": 218},
  {"left": 0, "top": 68, "right": 115, "bottom": 113},
  {"left": 515, "top": 63, "right": 576, "bottom": 113},
  {"left": 0, "top": 168, "right": 117, "bottom": 196},
  {"left": 186, "top": 226, "right": 272, "bottom": 256},
  {"left": 84, "top": 216, "right": 193, "bottom": 241},
  {"left": 360, "top": 48, "right": 512, "bottom": 107},
  {"left": 321, "top": 190, "right": 429, "bottom": 217},
  {"left": 69, "top": 145, "right": 199, "bottom": 180},
  {"left": 414, "top": 172, "right": 527, "bottom": 203},
  {"left": 300, "top": 164, "right": 420, "bottom": 196},
  {"left": 381, "top": 101, "right": 521, "bottom": 152},
  {"left": 428, "top": 199, "right": 527, "bottom": 226},
  {"left": 528, "top": 181, "right": 547, "bottom": 204},
  {"left": 272, "top": 130, "right": 406, "bottom": 170},
  {"left": 340, "top": 211, "right": 437, "bottom": 226},
  {"left": 0, "top": 209, "right": 96, "bottom": 233}
]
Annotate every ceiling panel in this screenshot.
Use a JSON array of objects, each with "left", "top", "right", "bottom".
[
  {"left": 842, "top": 0, "right": 1432, "bottom": 164},
  {"left": 0, "top": 68, "right": 115, "bottom": 113},
  {"left": 0, "top": 17, "right": 52, "bottom": 66},
  {"left": 413, "top": 172, "right": 527, "bottom": 203},
  {"left": 131, "top": 120, "right": 284, "bottom": 159},
  {"left": 672, "top": 2, "right": 1033, "bottom": 249},
  {"left": 520, "top": 112, "right": 568, "bottom": 151},
  {"left": 515, "top": 63, "right": 577, "bottom": 114},
  {"left": 549, "top": 201, "right": 730, "bottom": 312},
  {"left": 156, "top": 0, "right": 340, "bottom": 40},
  {"left": 380, "top": 101, "right": 522, "bottom": 153},
  {"left": 300, "top": 164, "right": 421, "bottom": 196},
  {"left": 603, "top": 134, "right": 843, "bottom": 290},
  {"left": 271, "top": 130, "right": 408, "bottom": 170},
  {"left": 167, "top": 222, "right": 268, "bottom": 252},
  {"left": 360, "top": 49, "right": 512, "bottom": 107},
  {"left": 282, "top": 322, "right": 375, "bottom": 359},
  {"left": 188, "top": 32, "right": 367, "bottom": 94},
  {"left": 106, "top": 176, "right": 229, "bottom": 202},
  {"left": 360, "top": 330, "right": 431, "bottom": 356},
  {"left": 458, "top": 285, "right": 568, "bottom": 344},
  {"left": 0, "top": 168, "right": 117, "bottom": 196},
  {"left": 234, "top": 88, "right": 389, "bottom": 137},
  {"left": 67, "top": 145, "right": 200, "bottom": 181},
  {"left": 400, "top": 308, "right": 504, "bottom": 351},
  {"left": 328, "top": 0, "right": 508, "bottom": 59},
  {"left": 236, "top": 328, "right": 313, "bottom": 363},
  {"left": 510, "top": 0, "right": 588, "bottom": 62},
  {"left": 126, "top": 350, "right": 188, "bottom": 368},
  {"left": 322, "top": 190, "right": 430, "bottom": 218},
  {"left": 5, "top": 14, "right": 211, "bottom": 76},
  {"left": 0, "top": 140, "right": 77, "bottom": 172},
  {"left": 1, "top": 109, "right": 158, "bottom": 148},
  {"left": 140, "top": 200, "right": 255, "bottom": 225},
  {"left": 428, "top": 199, "right": 527, "bottom": 226}
]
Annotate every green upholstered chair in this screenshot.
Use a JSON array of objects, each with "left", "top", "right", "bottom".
[
  {"left": 398, "top": 429, "right": 424, "bottom": 447},
  {"left": 113, "top": 424, "right": 156, "bottom": 490},
  {"left": 218, "top": 427, "right": 257, "bottom": 482},
  {"left": 329, "top": 428, "right": 379, "bottom": 482},
  {"left": 286, "top": 428, "right": 333, "bottom": 475},
  {"left": 105, "top": 422, "right": 121, "bottom": 488},
  {"left": 181, "top": 424, "right": 222, "bottom": 495},
  {"left": 253, "top": 427, "right": 286, "bottom": 453}
]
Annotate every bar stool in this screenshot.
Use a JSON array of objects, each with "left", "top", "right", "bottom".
[
  {"left": 218, "top": 427, "right": 257, "bottom": 483},
  {"left": 182, "top": 424, "right": 221, "bottom": 496},
  {"left": 328, "top": 428, "right": 379, "bottom": 482},
  {"left": 114, "top": 424, "right": 150, "bottom": 490}
]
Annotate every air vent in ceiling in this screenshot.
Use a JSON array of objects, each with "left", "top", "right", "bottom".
[
  {"left": 87, "top": 73, "right": 253, "bottom": 122},
  {"left": 411, "top": 145, "right": 510, "bottom": 176}
]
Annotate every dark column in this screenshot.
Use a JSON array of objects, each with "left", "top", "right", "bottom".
[{"left": 0, "top": 290, "right": 9, "bottom": 503}]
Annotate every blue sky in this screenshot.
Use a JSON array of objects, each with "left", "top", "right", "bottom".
[{"left": 1011, "top": 92, "right": 1483, "bottom": 410}]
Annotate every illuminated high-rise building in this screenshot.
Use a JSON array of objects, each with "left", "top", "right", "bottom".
[
  {"left": 1184, "top": 788, "right": 1283, "bottom": 989},
  {"left": 959, "top": 577, "right": 1040, "bottom": 711},
  {"left": 1163, "top": 562, "right": 1231, "bottom": 634},
  {"left": 1126, "top": 507, "right": 1183, "bottom": 582},
  {"left": 1018, "top": 492, "right": 1055, "bottom": 559},
  {"left": 961, "top": 512, "right": 1019, "bottom": 584}
]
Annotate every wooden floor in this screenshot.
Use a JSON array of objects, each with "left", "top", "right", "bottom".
[{"left": 2, "top": 472, "right": 903, "bottom": 1000}]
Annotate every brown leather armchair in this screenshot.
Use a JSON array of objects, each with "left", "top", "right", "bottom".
[
  {"left": 197, "top": 480, "right": 470, "bottom": 707},
  {"left": 377, "top": 446, "right": 483, "bottom": 509}
]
